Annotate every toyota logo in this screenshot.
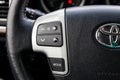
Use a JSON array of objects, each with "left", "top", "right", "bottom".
[{"left": 95, "top": 23, "right": 120, "bottom": 48}]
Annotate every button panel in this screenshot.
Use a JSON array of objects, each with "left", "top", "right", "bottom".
[
  {"left": 37, "top": 22, "right": 62, "bottom": 35},
  {"left": 36, "top": 21, "right": 63, "bottom": 47},
  {"left": 49, "top": 58, "right": 65, "bottom": 72},
  {"left": 37, "top": 35, "right": 62, "bottom": 47},
  {"left": 32, "top": 10, "right": 68, "bottom": 75}
]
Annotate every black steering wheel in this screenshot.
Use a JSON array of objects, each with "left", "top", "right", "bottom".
[{"left": 7, "top": 0, "right": 120, "bottom": 80}]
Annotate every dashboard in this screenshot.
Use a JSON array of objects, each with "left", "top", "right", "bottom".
[
  {"left": 40, "top": 0, "right": 85, "bottom": 13},
  {"left": 28, "top": 0, "right": 120, "bottom": 15}
]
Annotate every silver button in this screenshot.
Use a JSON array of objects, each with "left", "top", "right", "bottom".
[
  {"left": 53, "top": 37, "right": 59, "bottom": 42},
  {"left": 52, "top": 26, "right": 57, "bottom": 31}
]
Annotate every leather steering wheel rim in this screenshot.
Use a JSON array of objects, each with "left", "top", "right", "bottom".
[{"left": 7, "top": 0, "right": 34, "bottom": 80}]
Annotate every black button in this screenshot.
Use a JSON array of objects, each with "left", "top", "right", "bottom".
[
  {"left": 37, "top": 35, "right": 63, "bottom": 47},
  {"left": 49, "top": 58, "right": 65, "bottom": 72},
  {"left": 37, "top": 21, "right": 62, "bottom": 35}
]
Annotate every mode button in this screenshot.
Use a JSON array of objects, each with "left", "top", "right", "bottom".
[{"left": 49, "top": 58, "right": 65, "bottom": 72}]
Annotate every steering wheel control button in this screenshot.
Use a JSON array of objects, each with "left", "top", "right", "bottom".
[
  {"left": 52, "top": 26, "right": 57, "bottom": 31},
  {"left": 37, "top": 35, "right": 63, "bottom": 46},
  {"left": 49, "top": 58, "right": 65, "bottom": 72},
  {"left": 53, "top": 37, "right": 59, "bottom": 42},
  {"left": 37, "top": 21, "right": 62, "bottom": 35}
]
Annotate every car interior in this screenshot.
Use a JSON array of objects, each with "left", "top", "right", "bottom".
[{"left": 1, "top": 0, "right": 120, "bottom": 80}]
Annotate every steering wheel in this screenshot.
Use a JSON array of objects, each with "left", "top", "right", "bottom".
[{"left": 7, "top": 0, "right": 120, "bottom": 80}]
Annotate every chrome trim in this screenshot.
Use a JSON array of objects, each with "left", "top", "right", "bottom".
[
  {"left": 0, "top": 1, "right": 5, "bottom": 4},
  {"left": 0, "top": 0, "right": 12, "bottom": 20},
  {"left": 0, "top": 26, "right": 6, "bottom": 34},
  {"left": 32, "top": 9, "right": 68, "bottom": 75},
  {"left": 9, "top": 0, "right": 12, "bottom": 6},
  {"left": 0, "top": 19, "right": 7, "bottom": 21},
  {"left": 95, "top": 23, "right": 120, "bottom": 48}
]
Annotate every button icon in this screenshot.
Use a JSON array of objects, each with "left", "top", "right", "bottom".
[
  {"left": 53, "top": 63, "right": 62, "bottom": 67},
  {"left": 52, "top": 26, "right": 57, "bottom": 31},
  {"left": 40, "top": 38, "right": 46, "bottom": 42},
  {"left": 53, "top": 38, "right": 59, "bottom": 43},
  {"left": 40, "top": 27, "right": 45, "bottom": 31},
  {"left": 49, "top": 58, "right": 65, "bottom": 72}
]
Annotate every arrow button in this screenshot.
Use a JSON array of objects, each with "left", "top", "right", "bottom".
[{"left": 40, "top": 38, "right": 46, "bottom": 42}]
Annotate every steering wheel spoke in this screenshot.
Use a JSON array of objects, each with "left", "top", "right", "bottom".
[{"left": 32, "top": 10, "right": 68, "bottom": 75}]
